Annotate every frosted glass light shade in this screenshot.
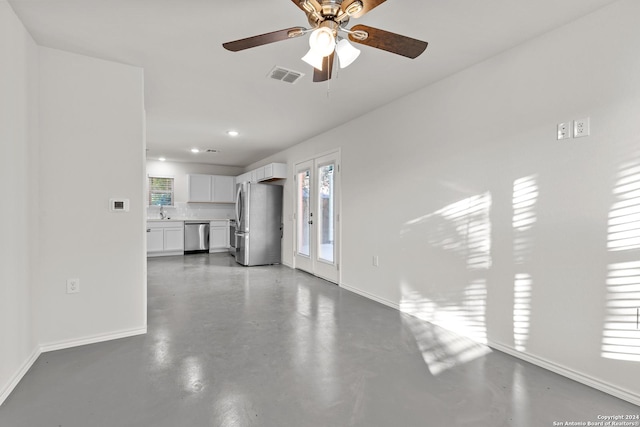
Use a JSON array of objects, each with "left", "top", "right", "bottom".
[
  {"left": 309, "top": 27, "right": 336, "bottom": 57},
  {"left": 302, "top": 49, "right": 324, "bottom": 71},
  {"left": 335, "top": 39, "right": 360, "bottom": 68}
]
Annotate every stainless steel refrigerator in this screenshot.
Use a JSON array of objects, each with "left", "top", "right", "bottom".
[{"left": 234, "top": 182, "right": 283, "bottom": 266}]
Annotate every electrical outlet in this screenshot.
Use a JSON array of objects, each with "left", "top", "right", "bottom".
[
  {"left": 66, "top": 278, "right": 80, "bottom": 294},
  {"left": 373, "top": 256, "right": 379, "bottom": 267},
  {"left": 557, "top": 122, "right": 571, "bottom": 140},
  {"left": 574, "top": 117, "right": 590, "bottom": 138}
]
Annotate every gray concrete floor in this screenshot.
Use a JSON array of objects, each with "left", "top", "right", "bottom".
[{"left": 1, "top": 253, "right": 638, "bottom": 426}]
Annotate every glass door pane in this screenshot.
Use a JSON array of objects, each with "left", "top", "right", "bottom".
[
  {"left": 317, "top": 163, "right": 334, "bottom": 263},
  {"left": 297, "top": 169, "right": 311, "bottom": 257}
]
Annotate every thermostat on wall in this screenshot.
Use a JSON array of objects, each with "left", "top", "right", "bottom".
[{"left": 109, "top": 198, "right": 130, "bottom": 212}]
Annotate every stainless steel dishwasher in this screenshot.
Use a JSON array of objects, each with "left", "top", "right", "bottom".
[{"left": 184, "top": 222, "right": 209, "bottom": 254}]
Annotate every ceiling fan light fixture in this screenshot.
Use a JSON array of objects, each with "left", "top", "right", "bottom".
[
  {"left": 302, "top": 48, "right": 324, "bottom": 71},
  {"left": 309, "top": 27, "right": 336, "bottom": 57},
  {"left": 335, "top": 38, "right": 360, "bottom": 68},
  {"left": 345, "top": 1, "right": 364, "bottom": 16}
]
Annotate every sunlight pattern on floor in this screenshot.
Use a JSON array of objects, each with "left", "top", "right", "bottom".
[
  {"left": 401, "top": 310, "right": 491, "bottom": 376},
  {"left": 400, "top": 280, "right": 488, "bottom": 345}
]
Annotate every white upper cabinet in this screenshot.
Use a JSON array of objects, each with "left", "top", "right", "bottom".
[
  {"left": 235, "top": 163, "right": 287, "bottom": 184},
  {"left": 235, "top": 171, "right": 251, "bottom": 184},
  {"left": 188, "top": 174, "right": 212, "bottom": 202},
  {"left": 259, "top": 163, "right": 287, "bottom": 182},
  {"left": 213, "top": 175, "right": 235, "bottom": 203},
  {"left": 187, "top": 174, "right": 235, "bottom": 203}
]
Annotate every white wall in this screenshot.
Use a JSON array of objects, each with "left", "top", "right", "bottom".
[
  {"left": 248, "top": 0, "right": 640, "bottom": 403},
  {"left": 0, "top": 0, "right": 39, "bottom": 404},
  {"left": 35, "top": 48, "right": 146, "bottom": 347}
]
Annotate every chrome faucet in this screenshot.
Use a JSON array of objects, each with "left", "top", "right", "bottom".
[{"left": 160, "top": 205, "right": 166, "bottom": 219}]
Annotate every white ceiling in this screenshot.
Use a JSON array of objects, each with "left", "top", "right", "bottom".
[{"left": 9, "top": 0, "right": 617, "bottom": 167}]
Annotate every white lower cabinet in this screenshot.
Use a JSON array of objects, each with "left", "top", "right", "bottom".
[
  {"left": 147, "top": 221, "right": 184, "bottom": 257},
  {"left": 163, "top": 228, "right": 184, "bottom": 252},
  {"left": 209, "top": 220, "right": 229, "bottom": 252},
  {"left": 147, "top": 228, "right": 164, "bottom": 253}
]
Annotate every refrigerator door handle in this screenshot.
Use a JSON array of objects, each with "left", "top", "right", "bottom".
[{"left": 235, "top": 185, "right": 242, "bottom": 223}]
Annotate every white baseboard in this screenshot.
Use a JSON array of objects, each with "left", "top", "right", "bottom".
[
  {"left": 0, "top": 346, "right": 41, "bottom": 407},
  {"left": 39, "top": 326, "right": 147, "bottom": 353},
  {"left": 488, "top": 341, "right": 640, "bottom": 407},
  {"left": 339, "top": 283, "right": 640, "bottom": 406},
  {"left": 340, "top": 282, "right": 400, "bottom": 310}
]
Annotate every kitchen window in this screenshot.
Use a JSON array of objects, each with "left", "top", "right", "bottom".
[{"left": 148, "top": 176, "right": 174, "bottom": 206}]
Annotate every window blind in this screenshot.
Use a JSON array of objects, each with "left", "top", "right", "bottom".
[{"left": 149, "top": 176, "right": 174, "bottom": 206}]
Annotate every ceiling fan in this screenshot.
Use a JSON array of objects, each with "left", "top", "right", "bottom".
[{"left": 222, "top": 0, "right": 428, "bottom": 82}]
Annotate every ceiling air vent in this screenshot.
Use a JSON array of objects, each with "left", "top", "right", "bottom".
[{"left": 268, "top": 66, "right": 304, "bottom": 84}]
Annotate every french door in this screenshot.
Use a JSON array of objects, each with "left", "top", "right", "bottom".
[{"left": 294, "top": 151, "right": 340, "bottom": 283}]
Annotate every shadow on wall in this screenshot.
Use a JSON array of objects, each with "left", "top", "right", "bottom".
[
  {"left": 512, "top": 175, "right": 538, "bottom": 352},
  {"left": 398, "top": 151, "right": 640, "bottom": 374},
  {"left": 397, "top": 175, "right": 538, "bottom": 373},
  {"left": 399, "top": 192, "right": 493, "bottom": 374},
  {"left": 602, "top": 152, "right": 640, "bottom": 362}
]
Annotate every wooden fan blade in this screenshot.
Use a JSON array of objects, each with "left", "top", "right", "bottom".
[
  {"left": 348, "top": 24, "right": 428, "bottom": 59},
  {"left": 341, "top": 0, "right": 387, "bottom": 19},
  {"left": 313, "top": 53, "right": 335, "bottom": 82},
  {"left": 223, "top": 27, "right": 305, "bottom": 52}
]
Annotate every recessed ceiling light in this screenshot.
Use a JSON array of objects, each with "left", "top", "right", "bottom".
[
  {"left": 191, "top": 148, "right": 200, "bottom": 153},
  {"left": 227, "top": 130, "right": 239, "bottom": 137},
  {"left": 158, "top": 157, "right": 166, "bottom": 162}
]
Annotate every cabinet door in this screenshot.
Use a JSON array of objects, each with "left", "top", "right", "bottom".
[
  {"left": 210, "top": 227, "right": 228, "bottom": 249},
  {"left": 147, "top": 228, "right": 164, "bottom": 253},
  {"left": 258, "top": 163, "right": 287, "bottom": 181},
  {"left": 236, "top": 172, "right": 248, "bottom": 184},
  {"left": 263, "top": 163, "right": 273, "bottom": 179},
  {"left": 164, "top": 228, "right": 184, "bottom": 252},
  {"left": 212, "top": 175, "right": 235, "bottom": 203},
  {"left": 188, "top": 174, "right": 212, "bottom": 202},
  {"left": 255, "top": 166, "right": 265, "bottom": 182}
]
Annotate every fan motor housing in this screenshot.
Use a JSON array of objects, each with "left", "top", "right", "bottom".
[{"left": 306, "top": 0, "right": 348, "bottom": 28}]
